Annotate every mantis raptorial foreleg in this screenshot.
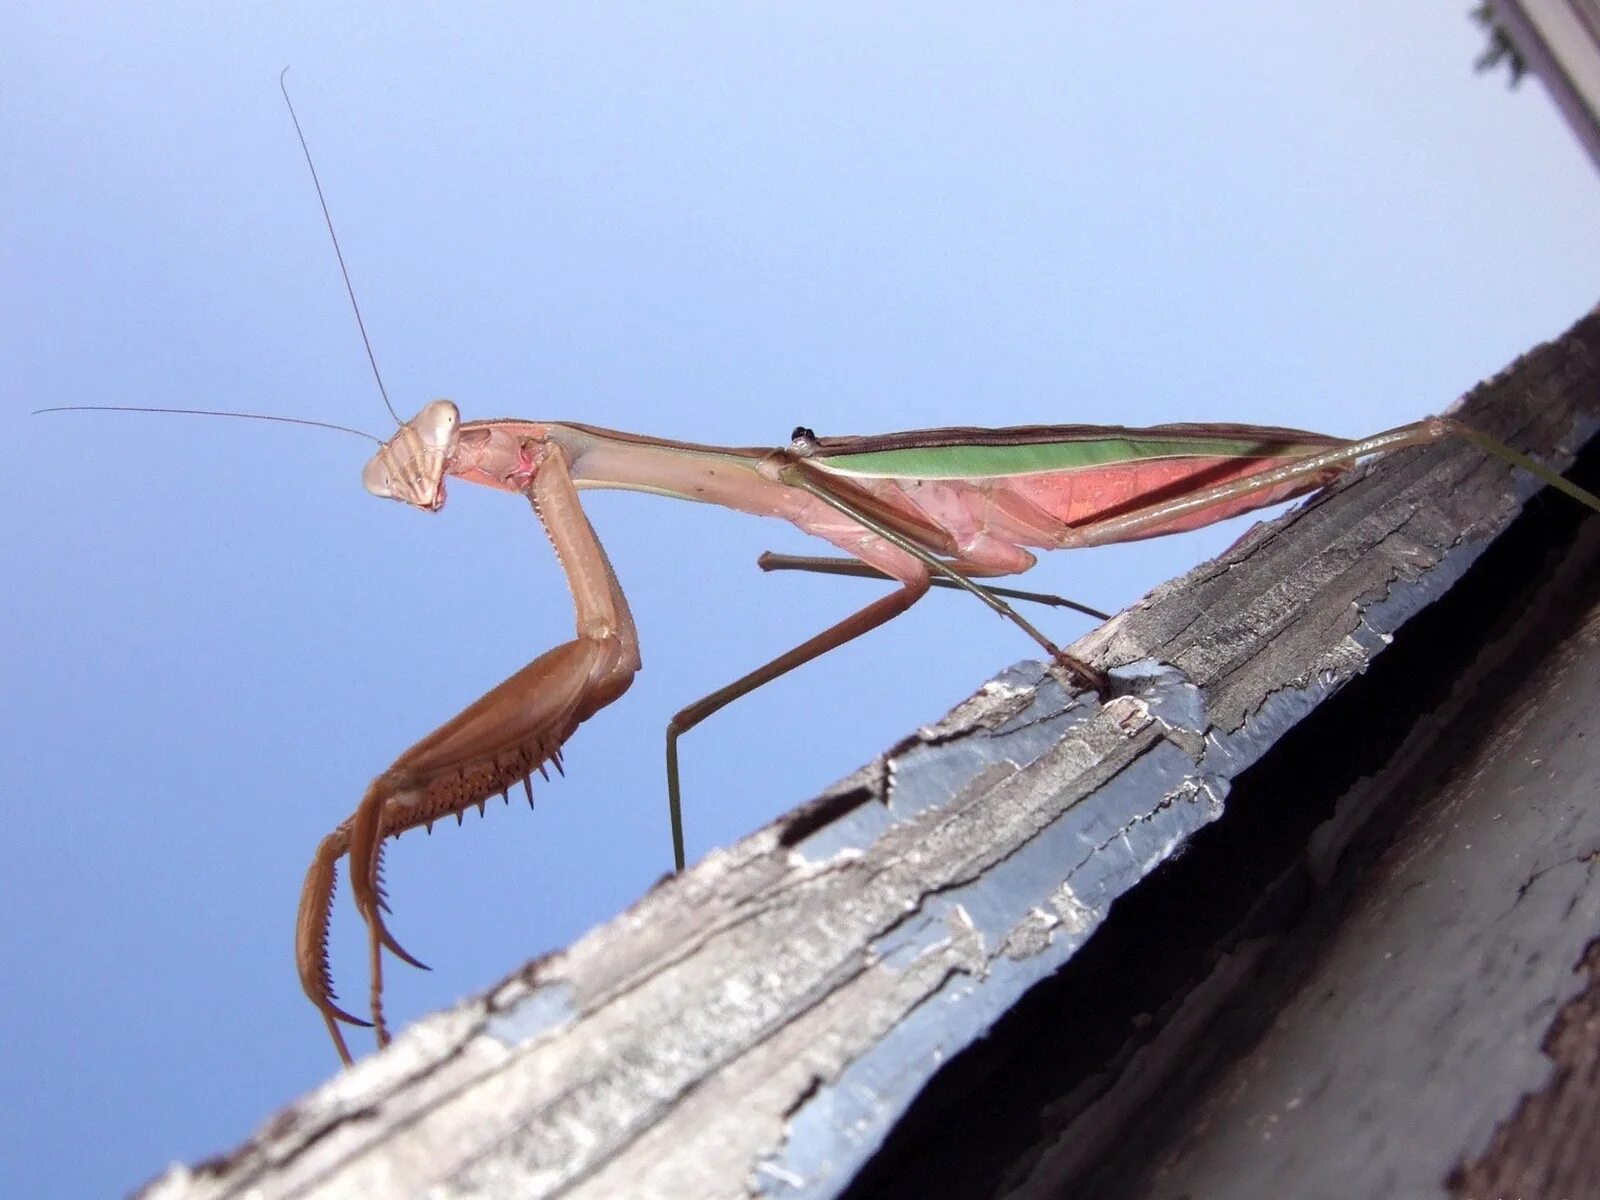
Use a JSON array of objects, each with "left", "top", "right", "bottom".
[{"left": 297, "top": 441, "right": 640, "bottom": 1061}]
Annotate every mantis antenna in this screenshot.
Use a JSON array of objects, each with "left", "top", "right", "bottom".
[
  {"left": 36, "top": 78, "right": 394, "bottom": 446},
  {"left": 279, "top": 66, "right": 401, "bottom": 427},
  {"left": 30, "top": 405, "right": 382, "bottom": 442}
]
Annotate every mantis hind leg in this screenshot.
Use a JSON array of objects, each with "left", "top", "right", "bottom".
[
  {"left": 1072, "top": 418, "right": 1600, "bottom": 549},
  {"left": 663, "top": 578, "right": 929, "bottom": 871},
  {"left": 755, "top": 551, "right": 1113, "bottom": 621}
]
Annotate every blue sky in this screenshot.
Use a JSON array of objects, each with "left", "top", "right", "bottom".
[{"left": 4, "top": 4, "right": 1597, "bottom": 1194}]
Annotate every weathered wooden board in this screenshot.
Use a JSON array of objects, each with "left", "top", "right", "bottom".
[{"left": 140, "top": 306, "right": 1600, "bottom": 1200}]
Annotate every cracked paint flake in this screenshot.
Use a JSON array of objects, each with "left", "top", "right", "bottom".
[
  {"left": 792, "top": 665, "right": 1097, "bottom": 866},
  {"left": 483, "top": 979, "right": 577, "bottom": 1047}
]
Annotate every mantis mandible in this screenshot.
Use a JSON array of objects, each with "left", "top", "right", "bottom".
[{"left": 39, "top": 80, "right": 1600, "bottom": 1067}]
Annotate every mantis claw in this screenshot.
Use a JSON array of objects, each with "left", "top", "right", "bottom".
[
  {"left": 322, "top": 997, "right": 373, "bottom": 1028},
  {"left": 373, "top": 914, "right": 430, "bottom": 973}
]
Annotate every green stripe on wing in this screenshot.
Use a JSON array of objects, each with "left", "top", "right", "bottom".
[{"left": 811, "top": 434, "right": 1334, "bottom": 480}]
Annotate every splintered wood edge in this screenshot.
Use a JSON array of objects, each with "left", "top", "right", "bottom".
[{"left": 139, "top": 306, "right": 1600, "bottom": 1200}]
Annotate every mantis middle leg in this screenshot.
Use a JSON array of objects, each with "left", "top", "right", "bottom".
[{"left": 664, "top": 576, "right": 930, "bottom": 871}]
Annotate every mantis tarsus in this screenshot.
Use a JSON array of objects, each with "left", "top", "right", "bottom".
[{"left": 40, "top": 81, "right": 1600, "bottom": 1068}]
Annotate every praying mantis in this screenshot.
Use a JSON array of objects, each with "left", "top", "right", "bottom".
[
  {"left": 43, "top": 395, "right": 1600, "bottom": 1066},
  {"left": 39, "top": 83, "right": 1600, "bottom": 1070},
  {"left": 301, "top": 399, "right": 1600, "bottom": 1063}
]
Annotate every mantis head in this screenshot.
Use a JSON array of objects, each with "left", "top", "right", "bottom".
[{"left": 362, "top": 400, "right": 461, "bottom": 511}]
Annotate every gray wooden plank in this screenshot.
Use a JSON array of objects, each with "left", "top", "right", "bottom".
[{"left": 138, "top": 305, "right": 1600, "bottom": 1200}]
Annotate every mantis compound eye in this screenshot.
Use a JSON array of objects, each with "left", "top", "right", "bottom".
[{"left": 361, "top": 454, "right": 398, "bottom": 500}]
